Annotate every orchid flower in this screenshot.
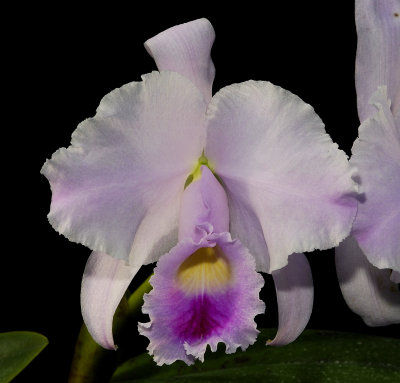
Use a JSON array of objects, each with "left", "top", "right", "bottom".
[
  {"left": 335, "top": 0, "right": 400, "bottom": 325},
  {"left": 42, "top": 19, "right": 358, "bottom": 365}
]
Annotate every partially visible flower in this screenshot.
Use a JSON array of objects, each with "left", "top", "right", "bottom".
[
  {"left": 42, "top": 19, "right": 358, "bottom": 364},
  {"left": 335, "top": 0, "right": 400, "bottom": 325}
]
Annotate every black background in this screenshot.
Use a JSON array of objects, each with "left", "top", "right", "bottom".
[{"left": 4, "top": 1, "right": 399, "bottom": 381}]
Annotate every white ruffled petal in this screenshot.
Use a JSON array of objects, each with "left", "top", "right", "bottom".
[
  {"left": 206, "top": 80, "right": 358, "bottom": 272},
  {"left": 336, "top": 236, "right": 400, "bottom": 326},
  {"left": 268, "top": 253, "right": 313, "bottom": 346},
  {"left": 42, "top": 71, "right": 206, "bottom": 264}
]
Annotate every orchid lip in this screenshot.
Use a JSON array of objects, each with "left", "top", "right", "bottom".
[
  {"left": 138, "top": 233, "right": 265, "bottom": 365},
  {"left": 138, "top": 167, "right": 264, "bottom": 365}
]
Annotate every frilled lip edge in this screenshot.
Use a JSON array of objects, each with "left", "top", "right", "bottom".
[{"left": 138, "top": 230, "right": 265, "bottom": 365}]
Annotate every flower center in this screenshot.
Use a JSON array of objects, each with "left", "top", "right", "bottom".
[
  {"left": 184, "top": 153, "right": 215, "bottom": 188},
  {"left": 176, "top": 246, "right": 231, "bottom": 294}
]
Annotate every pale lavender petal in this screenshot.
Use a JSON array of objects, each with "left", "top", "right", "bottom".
[
  {"left": 179, "top": 166, "right": 229, "bottom": 241},
  {"left": 336, "top": 236, "right": 400, "bottom": 326},
  {"left": 355, "top": 0, "right": 400, "bottom": 120},
  {"left": 138, "top": 232, "right": 265, "bottom": 365},
  {"left": 127, "top": 194, "right": 181, "bottom": 267},
  {"left": 268, "top": 253, "right": 313, "bottom": 346},
  {"left": 81, "top": 251, "right": 139, "bottom": 349},
  {"left": 351, "top": 88, "right": 400, "bottom": 272},
  {"left": 205, "top": 81, "right": 358, "bottom": 273},
  {"left": 145, "top": 18, "right": 215, "bottom": 103},
  {"left": 41, "top": 71, "right": 206, "bottom": 265}
]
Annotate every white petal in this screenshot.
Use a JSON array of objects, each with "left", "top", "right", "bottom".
[
  {"left": 81, "top": 252, "right": 139, "bottom": 349},
  {"left": 145, "top": 18, "right": 215, "bottom": 102},
  {"left": 205, "top": 81, "right": 358, "bottom": 273},
  {"left": 351, "top": 88, "right": 400, "bottom": 272},
  {"left": 268, "top": 253, "right": 313, "bottom": 346},
  {"left": 336, "top": 236, "right": 400, "bottom": 326},
  {"left": 355, "top": 0, "right": 400, "bottom": 120},
  {"left": 42, "top": 71, "right": 207, "bottom": 264}
]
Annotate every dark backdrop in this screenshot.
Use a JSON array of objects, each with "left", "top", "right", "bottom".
[{"left": 4, "top": 1, "right": 399, "bottom": 381}]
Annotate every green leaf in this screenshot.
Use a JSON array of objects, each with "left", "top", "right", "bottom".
[
  {"left": 110, "top": 329, "right": 400, "bottom": 383},
  {"left": 0, "top": 331, "right": 48, "bottom": 383}
]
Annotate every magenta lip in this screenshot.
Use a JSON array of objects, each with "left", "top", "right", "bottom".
[
  {"left": 139, "top": 232, "right": 265, "bottom": 365},
  {"left": 172, "top": 292, "right": 233, "bottom": 343}
]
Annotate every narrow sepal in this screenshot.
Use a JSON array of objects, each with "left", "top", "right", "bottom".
[
  {"left": 145, "top": 18, "right": 215, "bottom": 102},
  {"left": 351, "top": 88, "right": 400, "bottom": 272},
  {"left": 336, "top": 237, "right": 400, "bottom": 326},
  {"left": 42, "top": 71, "right": 207, "bottom": 264},
  {"left": 81, "top": 252, "right": 139, "bottom": 349},
  {"left": 355, "top": 0, "right": 400, "bottom": 120},
  {"left": 268, "top": 253, "right": 313, "bottom": 346}
]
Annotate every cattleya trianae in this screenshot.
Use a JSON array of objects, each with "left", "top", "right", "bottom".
[{"left": 42, "top": 18, "right": 358, "bottom": 364}]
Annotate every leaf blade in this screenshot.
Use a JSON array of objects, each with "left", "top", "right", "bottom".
[
  {"left": 110, "top": 329, "right": 400, "bottom": 383},
  {"left": 0, "top": 331, "right": 48, "bottom": 383}
]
